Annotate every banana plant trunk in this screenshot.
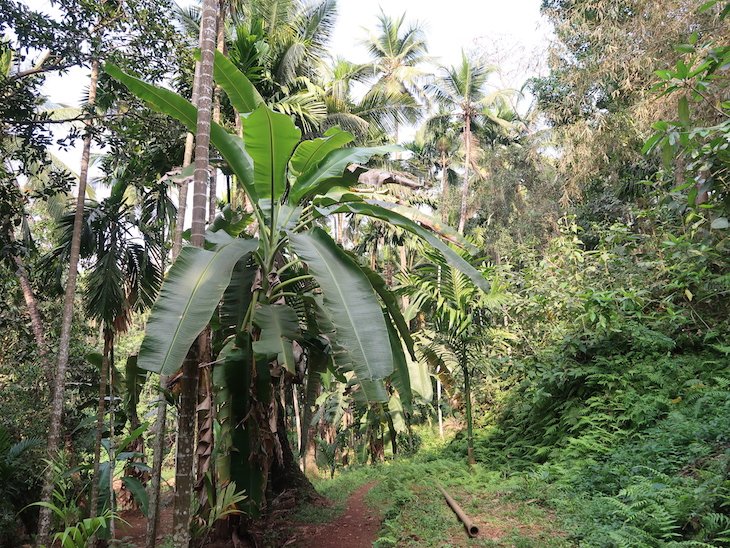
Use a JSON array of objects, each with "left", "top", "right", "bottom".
[
  {"left": 37, "top": 58, "right": 100, "bottom": 547},
  {"left": 172, "top": 0, "right": 218, "bottom": 543}
]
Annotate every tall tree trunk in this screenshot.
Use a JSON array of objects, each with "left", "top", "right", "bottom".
[
  {"left": 108, "top": 342, "right": 116, "bottom": 537},
  {"left": 462, "top": 359, "right": 475, "bottom": 465},
  {"left": 37, "top": 58, "right": 100, "bottom": 547},
  {"left": 436, "top": 368, "right": 444, "bottom": 439},
  {"left": 208, "top": 2, "right": 226, "bottom": 224},
  {"left": 146, "top": 114, "right": 196, "bottom": 548},
  {"left": 457, "top": 114, "right": 472, "bottom": 235},
  {"left": 440, "top": 151, "right": 448, "bottom": 223},
  {"left": 12, "top": 253, "right": 46, "bottom": 355},
  {"left": 172, "top": 0, "right": 218, "bottom": 544},
  {"left": 171, "top": 60, "right": 200, "bottom": 258},
  {"left": 90, "top": 328, "right": 112, "bottom": 515}
]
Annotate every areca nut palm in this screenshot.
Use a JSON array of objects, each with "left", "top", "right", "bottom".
[
  {"left": 105, "top": 52, "right": 490, "bottom": 514},
  {"left": 401, "top": 248, "right": 504, "bottom": 464}
]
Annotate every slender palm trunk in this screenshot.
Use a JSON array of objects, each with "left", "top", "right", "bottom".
[
  {"left": 458, "top": 114, "right": 472, "bottom": 234},
  {"left": 172, "top": 0, "right": 218, "bottom": 544},
  {"left": 462, "top": 358, "right": 475, "bottom": 465},
  {"left": 90, "top": 328, "right": 112, "bottom": 515},
  {"left": 399, "top": 245, "right": 409, "bottom": 309},
  {"left": 440, "top": 151, "right": 448, "bottom": 223},
  {"left": 37, "top": 58, "right": 100, "bottom": 546},
  {"left": 208, "top": 2, "right": 226, "bottom": 223},
  {"left": 146, "top": 130, "right": 196, "bottom": 548},
  {"left": 171, "top": 61, "right": 200, "bottom": 258},
  {"left": 436, "top": 368, "right": 444, "bottom": 439}
]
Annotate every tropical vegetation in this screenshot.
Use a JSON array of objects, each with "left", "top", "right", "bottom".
[{"left": 0, "top": 0, "right": 728, "bottom": 546}]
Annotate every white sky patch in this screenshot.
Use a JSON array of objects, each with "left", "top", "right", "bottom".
[{"left": 21, "top": 0, "right": 552, "bottom": 210}]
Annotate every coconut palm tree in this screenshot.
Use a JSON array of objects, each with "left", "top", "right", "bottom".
[
  {"left": 426, "top": 51, "right": 515, "bottom": 233},
  {"left": 362, "top": 10, "right": 430, "bottom": 139}
]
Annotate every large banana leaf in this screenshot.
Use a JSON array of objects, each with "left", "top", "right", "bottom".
[
  {"left": 386, "top": 316, "right": 412, "bottom": 410},
  {"left": 388, "top": 393, "right": 407, "bottom": 433},
  {"left": 289, "top": 228, "right": 392, "bottom": 401},
  {"left": 137, "top": 238, "right": 259, "bottom": 375},
  {"left": 288, "top": 145, "right": 401, "bottom": 204},
  {"left": 314, "top": 200, "right": 490, "bottom": 293},
  {"left": 289, "top": 127, "right": 354, "bottom": 178},
  {"left": 359, "top": 263, "right": 415, "bottom": 360},
  {"left": 243, "top": 105, "right": 301, "bottom": 203},
  {"left": 213, "top": 50, "right": 264, "bottom": 115},
  {"left": 252, "top": 303, "right": 300, "bottom": 373},
  {"left": 219, "top": 258, "right": 257, "bottom": 340},
  {"left": 104, "top": 63, "right": 258, "bottom": 202}
]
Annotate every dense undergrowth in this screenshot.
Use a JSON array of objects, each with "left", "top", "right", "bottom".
[{"left": 315, "top": 212, "right": 730, "bottom": 547}]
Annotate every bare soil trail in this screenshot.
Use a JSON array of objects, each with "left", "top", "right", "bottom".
[{"left": 295, "top": 481, "right": 380, "bottom": 548}]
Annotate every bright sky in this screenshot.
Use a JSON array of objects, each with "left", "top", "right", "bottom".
[
  {"left": 27, "top": 0, "right": 551, "bottom": 199},
  {"left": 332, "top": 0, "right": 550, "bottom": 71}
]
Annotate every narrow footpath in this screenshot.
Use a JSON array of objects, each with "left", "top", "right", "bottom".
[{"left": 299, "top": 482, "right": 380, "bottom": 548}]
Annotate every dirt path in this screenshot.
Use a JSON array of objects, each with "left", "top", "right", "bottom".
[{"left": 298, "top": 481, "right": 380, "bottom": 548}]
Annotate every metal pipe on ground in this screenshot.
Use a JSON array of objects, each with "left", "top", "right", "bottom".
[{"left": 437, "top": 486, "right": 480, "bottom": 538}]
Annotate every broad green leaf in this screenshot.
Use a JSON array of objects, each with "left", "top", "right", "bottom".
[
  {"left": 289, "top": 127, "right": 354, "bottom": 178},
  {"left": 219, "top": 259, "right": 257, "bottom": 340},
  {"left": 359, "top": 263, "right": 416, "bottom": 360},
  {"left": 104, "top": 63, "right": 258, "bottom": 202},
  {"left": 314, "top": 201, "right": 490, "bottom": 293},
  {"left": 409, "top": 353, "right": 433, "bottom": 402},
  {"left": 289, "top": 228, "right": 393, "bottom": 400},
  {"left": 678, "top": 96, "right": 690, "bottom": 126},
  {"left": 138, "top": 239, "right": 259, "bottom": 375},
  {"left": 288, "top": 145, "right": 401, "bottom": 204},
  {"left": 218, "top": 338, "right": 268, "bottom": 514},
  {"left": 252, "top": 303, "right": 301, "bottom": 373},
  {"left": 386, "top": 315, "right": 412, "bottom": 410},
  {"left": 121, "top": 476, "right": 149, "bottom": 517},
  {"left": 244, "top": 104, "right": 301, "bottom": 203},
  {"left": 356, "top": 378, "right": 389, "bottom": 402},
  {"left": 213, "top": 50, "right": 264, "bottom": 114},
  {"left": 388, "top": 393, "right": 407, "bottom": 433}
]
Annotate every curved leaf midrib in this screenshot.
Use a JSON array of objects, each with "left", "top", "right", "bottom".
[
  {"left": 294, "top": 137, "right": 331, "bottom": 176},
  {"left": 306, "top": 235, "right": 380, "bottom": 381}
]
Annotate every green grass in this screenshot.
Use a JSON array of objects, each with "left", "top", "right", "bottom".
[{"left": 305, "top": 444, "right": 570, "bottom": 547}]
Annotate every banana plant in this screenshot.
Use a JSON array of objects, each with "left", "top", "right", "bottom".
[{"left": 105, "top": 53, "right": 490, "bottom": 514}]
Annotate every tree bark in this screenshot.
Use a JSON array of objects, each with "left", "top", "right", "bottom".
[
  {"left": 90, "top": 328, "right": 112, "bottom": 515},
  {"left": 171, "top": 60, "right": 200, "bottom": 258},
  {"left": 13, "top": 254, "right": 46, "bottom": 355},
  {"left": 440, "top": 151, "right": 448, "bottom": 223},
  {"left": 462, "top": 360, "right": 475, "bottom": 465},
  {"left": 37, "top": 58, "right": 100, "bottom": 547},
  {"left": 146, "top": 88, "right": 198, "bottom": 548},
  {"left": 172, "top": 0, "right": 218, "bottom": 543},
  {"left": 457, "top": 114, "right": 472, "bottom": 234}
]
